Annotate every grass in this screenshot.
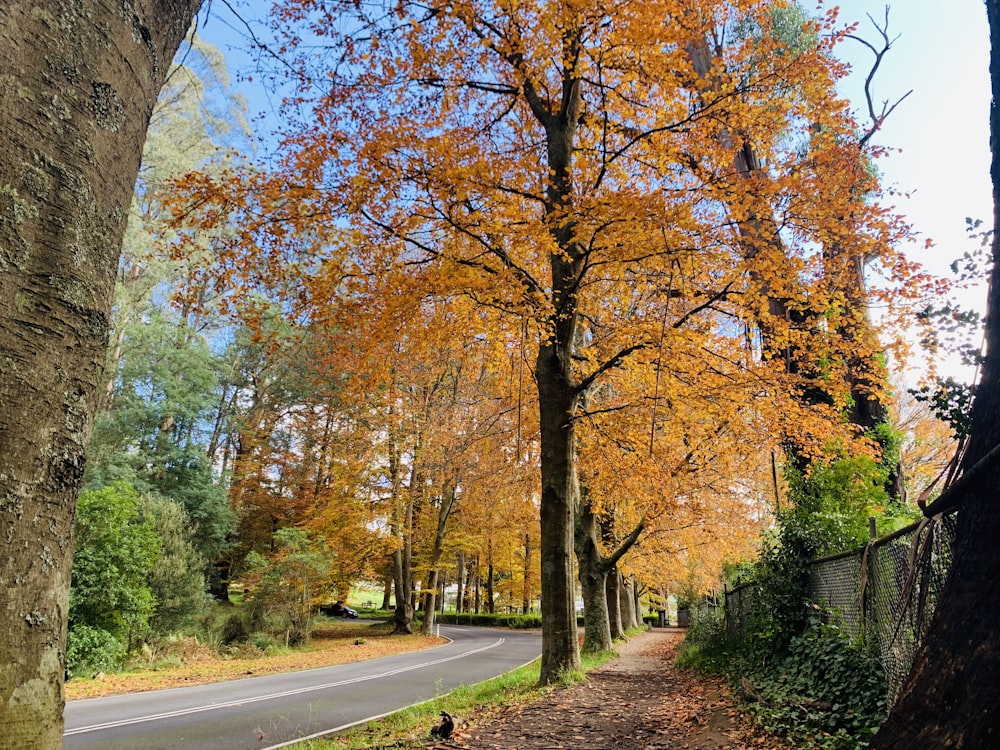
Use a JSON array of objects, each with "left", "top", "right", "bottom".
[{"left": 289, "top": 641, "right": 625, "bottom": 749}]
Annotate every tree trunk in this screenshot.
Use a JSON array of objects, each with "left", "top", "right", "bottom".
[
  {"left": 607, "top": 567, "right": 624, "bottom": 641},
  {"left": 869, "top": 6, "right": 1000, "bottom": 744},
  {"left": 537, "top": 336, "right": 583, "bottom": 679},
  {"left": 473, "top": 559, "right": 481, "bottom": 613},
  {"left": 455, "top": 551, "right": 465, "bottom": 615},
  {"left": 485, "top": 542, "right": 496, "bottom": 615},
  {"left": 577, "top": 504, "right": 613, "bottom": 653},
  {"left": 0, "top": 2, "right": 200, "bottom": 745},
  {"left": 381, "top": 575, "right": 392, "bottom": 611},
  {"left": 391, "top": 550, "right": 413, "bottom": 635},
  {"left": 419, "top": 483, "right": 456, "bottom": 635},
  {"left": 575, "top": 489, "right": 645, "bottom": 654},
  {"left": 421, "top": 570, "right": 438, "bottom": 633},
  {"left": 522, "top": 533, "right": 533, "bottom": 614},
  {"left": 620, "top": 574, "right": 638, "bottom": 630}
]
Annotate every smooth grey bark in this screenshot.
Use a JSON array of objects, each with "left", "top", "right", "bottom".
[
  {"left": 576, "top": 495, "right": 644, "bottom": 654},
  {"left": 620, "top": 574, "right": 639, "bottom": 630},
  {"left": 0, "top": 2, "right": 201, "bottom": 745},
  {"left": 577, "top": 501, "right": 613, "bottom": 653}
]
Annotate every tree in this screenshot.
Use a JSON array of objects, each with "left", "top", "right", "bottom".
[
  {"left": 241, "top": 527, "right": 331, "bottom": 646},
  {"left": 868, "top": 4, "right": 1000, "bottom": 745},
  {"left": 85, "top": 33, "right": 250, "bottom": 565},
  {"left": 141, "top": 493, "right": 207, "bottom": 634},
  {"left": 86, "top": 307, "right": 234, "bottom": 560},
  {"left": 69, "top": 485, "right": 161, "bottom": 653},
  {"left": 0, "top": 2, "right": 201, "bottom": 744},
  {"left": 172, "top": 0, "right": 918, "bottom": 684}
]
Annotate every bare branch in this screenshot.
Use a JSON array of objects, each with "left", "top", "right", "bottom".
[{"left": 847, "top": 6, "right": 913, "bottom": 148}]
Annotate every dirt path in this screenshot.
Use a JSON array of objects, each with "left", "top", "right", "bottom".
[{"left": 426, "top": 629, "right": 791, "bottom": 750}]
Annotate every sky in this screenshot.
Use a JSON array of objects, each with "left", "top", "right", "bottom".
[
  {"left": 831, "top": 1, "right": 991, "bottom": 274},
  {"left": 198, "top": 1, "right": 995, "bottom": 381},
  {"left": 830, "top": 1, "right": 992, "bottom": 381}
]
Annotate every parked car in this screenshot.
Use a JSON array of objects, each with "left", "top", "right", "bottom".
[{"left": 320, "top": 601, "right": 359, "bottom": 618}]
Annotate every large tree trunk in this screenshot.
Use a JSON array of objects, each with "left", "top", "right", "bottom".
[
  {"left": 391, "top": 550, "right": 413, "bottom": 635},
  {"left": 0, "top": 2, "right": 200, "bottom": 745},
  {"left": 601, "top": 515, "right": 624, "bottom": 640},
  {"left": 537, "top": 336, "right": 583, "bottom": 680},
  {"left": 575, "top": 496, "right": 644, "bottom": 653},
  {"left": 421, "top": 570, "right": 438, "bottom": 633},
  {"left": 869, "top": 6, "right": 1000, "bottom": 744}
]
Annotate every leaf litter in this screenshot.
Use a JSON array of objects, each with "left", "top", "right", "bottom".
[{"left": 424, "top": 630, "right": 792, "bottom": 750}]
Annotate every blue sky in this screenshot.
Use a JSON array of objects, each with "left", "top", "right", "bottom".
[
  {"left": 833, "top": 1, "right": 991, "bottom": 273},
  {"left": 831, "top": 1, "right": 991, "bottom": 381}
]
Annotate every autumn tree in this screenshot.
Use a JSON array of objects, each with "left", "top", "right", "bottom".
[
  {"left": 173, "top": 0, "right": 920, "bottom": 683},
  {"left": 868, "top": 3, "right": 1000, "bottom": 744},
  {"left": 0, "top": 2, "right": 202, "bottom": 743}
]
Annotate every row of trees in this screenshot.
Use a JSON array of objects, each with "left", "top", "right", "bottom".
[
  {"left": 84, "top": 0, "right": 951, "bottom": 682},
  {"left": 171, "top": 0, "right": 934, "bottom": 683},
  {"left": 75, "top": 37, "right": 553, "bottom": 645},
  {"left": 69, "top": 17, "right": 781, "bottom": 665},
  {"left": 1, "top": 0, "right": 992, "bottom": 746}
]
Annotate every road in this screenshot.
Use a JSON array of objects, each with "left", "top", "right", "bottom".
[{"left": 63, "top": 625, "right": 541, "bottom": 750}]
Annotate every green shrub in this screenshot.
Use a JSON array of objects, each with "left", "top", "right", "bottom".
[
  {"left": 437, "top": 612, "right": 542, "bottom": 628},
  {"left": 70, "top": 484, "right": 160, "bottom": 650},
  {"left": 221, "top": 613, "right": 249, "bottom": 645},
  {"left": 250, "top": 631, "right": 278, "bottom": 652},
  {"left": 676, "top": 605, "right": 729, "bottom": 673},
  {"left": 740, "top": 616, "right": 887, "bottom": 750},
  {"left": 67, "top": 625, "right": 126, "bottom": 678},
  {"left": 141, "top": 493, "right": 207, "bottom": 634}
]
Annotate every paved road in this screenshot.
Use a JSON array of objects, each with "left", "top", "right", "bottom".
[{"left": 64, "top": 626, "right": 541, "bottom": 750}]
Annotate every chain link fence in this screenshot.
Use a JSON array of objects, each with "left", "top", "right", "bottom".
[{"left": 724, "top": 509, "right": 958, "bottom": 704}]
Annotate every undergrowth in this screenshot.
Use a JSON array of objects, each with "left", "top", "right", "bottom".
[
  {"left": 678, "top": 604, "right": 887, "bottom": 749},
  {"left": 676, "top": 443, "right": 902, "bottom": 749}
]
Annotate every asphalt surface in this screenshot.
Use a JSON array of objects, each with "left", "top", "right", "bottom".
[{"left": 63, "top": 625, "right": 541, "bottom": 750}]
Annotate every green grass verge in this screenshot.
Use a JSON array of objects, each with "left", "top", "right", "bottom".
[{"left": 288, "top": 641, "right": 624, "bottom": 749}]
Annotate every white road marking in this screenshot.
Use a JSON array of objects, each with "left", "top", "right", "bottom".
[{"left": 63, "top": 638, "right": 504, "bottom": 737}]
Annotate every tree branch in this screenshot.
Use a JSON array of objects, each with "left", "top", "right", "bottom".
[{"left": 847, "top": 6, "right": 913, "bottom": 148}]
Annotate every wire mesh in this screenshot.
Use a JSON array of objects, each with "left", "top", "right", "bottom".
[
  {"left": 809, "top": 552, "right": 864, "bottom": 640},
  {"left": 723, "top": 510, "right": 958, "bottom": 705},
  {"left": 861, "top": 512, "right": 957, "bottom": 702}
]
